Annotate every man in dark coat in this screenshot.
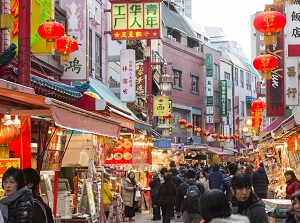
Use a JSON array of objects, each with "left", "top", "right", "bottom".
[
  {"left": 169, "top": 167, "right": 181, "bottom": 218},
  {"left": 252, "top": 162, "right": 269, "bottom": 199},
  {"left": 149, "top": 169, "right": 161, "bottom": 220},
  {"left": 208, "top": 164, "right": 224, "bottom": 190},
  {"left": 175, "top": 169, "right": 205, "bottom": 223},
  {"left": 221, "top": 162, "right": 238, "bottom": 201}
]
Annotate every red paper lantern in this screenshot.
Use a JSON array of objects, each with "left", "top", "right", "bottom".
[
  {"left": 230, "top": 135, "right": 235, "bottom": 140},
  {"left": 223, "top": 135, "right": 229, "bottom": 140},
  {"left": 251, "top": 99, "right": 266, "bottom": 115},
  {"left": 55, "top": 35, "right": 78, "bottom": 62},
  {"left": 186, "top": 123, "right": 193, "bottom": 131},
  {"left": 234, "top": 134, "right": 239, "bottom": 140},
  {"left": 253, "top": 8, "right": 286, "bottom": 45},
  {"left": 0, "top": 121, "right": 20, "bottom": 144},
  {"left": 253, "top": 53, "right": 278, "bottom": 80},
  {"left": 38, "top": 20, "right": 65, "bottom": 42},
  {"left": 178, "top": 118, "right": 187, "bottom": 128},
  {"left": 163, "top": 112, "right": 172, "bottom": 119},
  {"left": 194, "top": 128, "right": 202, "bottom": 136},
  {"left": 218, "top": 135, "right": 224, "bottom": 140},
  {"left": 211, "top": 133, "right": 218, "bottom": 140},
  {"left": 203, "top": 132, "right": 211, "bottom": 138}
]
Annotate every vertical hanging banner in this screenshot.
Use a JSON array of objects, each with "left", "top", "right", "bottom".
[
  {"left": 9, "top": 0, "right": 54, "bottom": 54},
  {"left": 220, "top": 80, "right": 227, "bottom": 117},
  {"left": 284, "top": 58, "right": 299, "bottom": 106},
  {"left": 109, "top": 0, "right": 161, "bottom": 40},
  {"left": 265, "top": 5, "right": 285, "bottom": 117},
  {"left": 206, "top": 54, "right": 214, "bottom": 131},
  {"left": 61, "top": 0, "right": 88, "bottom": 81},
  {"left": 135, "top": 62, "right": 146, "bottom": 97},
  {"left": 286, "top": 2, "right": 300, "bottom": 57},
  {"left": 120, "top": 49, "right": 136, "bottom": 102}
]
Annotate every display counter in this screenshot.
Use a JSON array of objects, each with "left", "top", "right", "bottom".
[{"left": 262, "top": 199, "right": 292, "bottom": 223}]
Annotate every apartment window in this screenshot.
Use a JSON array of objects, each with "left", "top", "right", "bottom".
[
  {"left": 235, "top": 68, "right": 238, "bottom": 86},
  {"left": 246, "top": 73, "right": 251, "bottom": 90},
  {"left": 89, "top": 29, "right": 93, "bottom": 77},
  {"left": 224, "top": 71, "right": 230, "bottom": 80},
  {"left": 260, "top": 45, "right": 266, "bottom": 51},
  {"left": 95, "top": 35, "right": 102, "bottom": 81},
  {"left": 213, "top": 91, "right": 220, "bottom": 107},
  {"left": 227, "top": 99, "right": 231, "bottom": 112},
  {"left": 241, "top": 101, "right": 245, "bottom": 117},
  {"left": 190, "top": 73, "right": 199, "bottom": 94},
  {"left": 173, "top": 68, "right": 182, "bottom": 89},
  {"left": 214, "top": 64, "right": 220, "bottom": 80},
  {"left": 240, "top": 70, "right": 244, "bottom": 88},
  {"left": 260, "top": 34, "right": 264, "bottom": 40}
]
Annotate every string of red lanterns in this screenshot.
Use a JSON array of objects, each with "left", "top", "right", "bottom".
[{"left": 253, "top": 53, "right": 278, "bottom": 80}]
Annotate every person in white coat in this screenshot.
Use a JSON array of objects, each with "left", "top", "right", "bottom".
[{"left": 199, "top": 189, "right": 250, "bottom": 223}]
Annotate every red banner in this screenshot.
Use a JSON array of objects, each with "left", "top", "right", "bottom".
[
  {"left": 0, "top": 158, "right": 20, "bottom": 178},
  {"left": 104, "top": 139, "right": 133, "bottom": 164}
]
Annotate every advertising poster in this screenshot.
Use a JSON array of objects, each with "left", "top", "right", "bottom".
[{"left": 104, "top": 139, "right": 133, "bottom": 164}]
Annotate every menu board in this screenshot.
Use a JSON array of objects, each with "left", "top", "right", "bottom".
[
  {"left": 259, "top": 144, "right": 285, "bottom": 188},
  {"left": 104, "top": 139, "right": 133, "bottom": 164}
]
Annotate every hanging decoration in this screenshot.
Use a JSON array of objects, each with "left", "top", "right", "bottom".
[
  {"left": 253, "top": 8, "right": 286, "bottom": 45},
  {"left": 251, "top": 99, "right": 266, "bottom": 132},
  {"left": 178, "top": 118, "right": 186, "bottom": 128},
  {"left": 230, "top": 135, "right": 235, "bottom": 141},
  {"left": 218, "top": 135, "right": 224, "bottom": 141},
  {"left": 186, "top": 123, "right": 193, "bottom": 131},
  {"left": 163, "top": 112, "right": 172, "bottom": 124},
  {"left": 55, "top": 34, "right": 78, "bottom": 62},
  {"left": 234, "top": 134, "right": 239, "bottom": 140},
  {"left": 0, "top": 119, "right": 20, "bottom": 144},
  {"left": 203, "top": 131, "right": 211, "bottom": 138},
  {"left": 38, "top": 19, "right": 65, "bottom": 49},
  {"left": 253, "top": 53, "right": 278, "bottom": 80},
  {"left": 211, "top": 133, "right": 218, "bottom": 141},
  {"left": 194, "top": 128, "right": 202, "bottom": 136}
]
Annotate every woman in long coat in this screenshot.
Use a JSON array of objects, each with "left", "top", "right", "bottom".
[{"left": 122, "top": 171, "right": 139, "bottom": 222}]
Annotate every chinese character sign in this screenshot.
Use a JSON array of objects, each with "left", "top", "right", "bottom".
[
  {"left": 153, "top": 96, "right": 169, "bottom": 116},
  {"left": 286, "top": 2, "right": 300, "bottom": 57},
  {"left": 10, "top": 0, "right": 53, "bottom": 54},
  {"left": 206, "top": 54, "right": 214, "bottom": 131},
  {"left": 220, "top": 80, "right": 227, "bottom": 117},
  {"left": 136, "top": 62, "right": 145, "bottom": 96},
  {"left": 0, "top": 158, "right": 20, "bottom": 179},
  {"left": 111, "top": 2, "right": 161, "bottom": 40},
  {"left": 120, "top": 49, "right": 136, "bottom": 102},
  {"left": 61, "top": 0, "right": 88, "bottom": 81},
  {"left": 285, "top": 57, "right": 299, "bottom": 106}
]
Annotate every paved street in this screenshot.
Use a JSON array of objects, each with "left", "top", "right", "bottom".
[{"left": 128, "top": 211, "right": 181, "bottom": 223}]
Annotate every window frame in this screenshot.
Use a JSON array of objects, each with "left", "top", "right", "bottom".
[
  {"left": 190, "top": 72, "right": 199, "bottom": 94},
  {"left": 173, "top": 67, "right": 182, "bottom": 90}
]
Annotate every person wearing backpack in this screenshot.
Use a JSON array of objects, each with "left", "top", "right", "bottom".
[
  {"left": 23, "top": 168, "right": 54, "bottom": 223},
  {"left": 175, "top": 168, "right": 205, "bottom": 223}
]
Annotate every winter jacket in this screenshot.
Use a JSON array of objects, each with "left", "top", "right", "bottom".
[
  {"left": 204, "top": 214, "right": 250, "bottom": 223},
  {"left": 286, "top": 180, "right": 299, "bottom": 199},
  {"left": 103, "top": 178, "right": 112, "bottom": 205},
  {"left": 209, "top": 171, "right": 224, "bottom": 190},
  {"left": 175, "top": 179, "right": 205, "bottom": 213},
  {"left": 149, "top": 175, "right": 160, "bottom": 197},
  {"left": 231, "top": 194, "right": 268, "bottom": 223},
  {"left": 32, "top": 192, "right": 47, "bottom": 223},
  {"left": 153, "top": 180, "right": 177, "bottom": 206},
  {"left": 198, "top": 177, "right": 209, "bottom": 191},
  {"left": 221, "top": 175, "right": 233, "bottom": 201},
  {"left": 171, "top": 173, "right": 182, "bottom": 189},
  {"left": 121, "top": 178, "right": 136, "bottom": 207},
  {"left": 252, "top": 167, "right": 269, "bottom": 198},
  {"left": 7, "top": 189, "right": 34, "bottom": 223}
]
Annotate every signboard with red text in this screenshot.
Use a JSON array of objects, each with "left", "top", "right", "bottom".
[
  {"left": 110, "top": 1, "right": 161, "bottom": 40},
  {"left": 0, "top": 158, "right": 20, "bottom": 178}
]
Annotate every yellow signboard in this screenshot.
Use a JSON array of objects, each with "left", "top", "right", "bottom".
[
  {"left": 153, "top": 96, "right": 169, "bottom": 116},
  {"left": 10, "top": 0, "right": 54, "bottom": 54}
]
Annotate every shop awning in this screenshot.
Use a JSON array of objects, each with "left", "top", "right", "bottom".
[
  {"left": 272, "top": 115, "right": 295, "bottom": 138},
  {"left": 259, "top": 117, "right": 286, "bottom": 137},
  {"left": 0, "top": 81, "right": 120, "bottom": 138},
  {"left": 207, "top": 146, "right": 231, "bottom": 156}
]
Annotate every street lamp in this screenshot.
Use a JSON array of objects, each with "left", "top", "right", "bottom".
[{"left": 159, "top": 74, "right": 173, "bottom": 92}]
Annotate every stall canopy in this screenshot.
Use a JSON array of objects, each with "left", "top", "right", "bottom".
[
  {"left": 259, "top": 117, "right": 286, "bottom": 138},
  {"left": 0, "top": 84, "right": 120, "bottom": 138},
  {"left": 207, "top": 146, "right": 231, "bottom": 156}
]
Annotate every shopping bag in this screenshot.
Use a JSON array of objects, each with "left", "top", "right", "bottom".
[
  {"left": 135, "top": 190, "right": 141, "bottom": 201},
  {"left": 0, "top": 209, "right": 4, "bottom": 223}
]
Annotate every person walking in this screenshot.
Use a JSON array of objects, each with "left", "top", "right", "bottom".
[
  {"left": 0, "top": 167, "right": 34, "bottom": 222},
  {"left": 221, "top": 162, "right": 238, "bottom": 201},
  {"left": 103, "top": 175, "right": 112, "bottom": 219},
  {"left": 154, "top": 173, "right": 177, "bottom": 223},
  {"left": 209, "top": 164, "right": 224, "bottom": 190},
  {"left": 23, "top": 167, "right": 54, "bottom": 223},
  {"left": 175, "top": 168, "right": 205, "bottom": 223},
  {"left": 122, "top": 171, "right": 139, "bottom": 221},
  {"left": 252, "top": 162, "right": 269, "bottom": 199},
  {"left": 197, "top": 171, "right": 209, "bottom": 191},
  {"left": 285, "top": 170, "right": 299, "bottom": 199},
  {"left": 231, "top": 172, "right": 268, "bottom": 223},
  {"left": 199, "top": 189, "right": 250, "bottom": 223},
  {"left": 149, "top": 169, "right": 161, "bottom": 221}
]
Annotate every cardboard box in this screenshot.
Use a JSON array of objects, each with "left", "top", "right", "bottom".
[{"left": 262, "top": 199, "right": 292, "bottom": 209}]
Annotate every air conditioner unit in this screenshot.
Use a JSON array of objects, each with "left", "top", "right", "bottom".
[
  {"left": 167, "top": 34, "right": 173, "bottom": 39},
  {"left": 172, "top": 37, "right": 177, "bottom": 41}
]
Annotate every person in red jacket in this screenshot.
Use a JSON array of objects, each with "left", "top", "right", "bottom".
[{"left": 285, "top": 170, "right": 299, "bottom": 199}]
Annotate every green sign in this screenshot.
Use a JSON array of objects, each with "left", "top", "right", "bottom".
[
  {"left": 207, "top": 96, "right": 213, "bottom": 105},
  {"left": 220, "top": 80, "right": 227, "bottom": 117},
  {"left": 206, "top": 54, "right": 213, "bottom": 71}
]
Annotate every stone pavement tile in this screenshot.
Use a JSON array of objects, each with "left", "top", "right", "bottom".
[{"left": 133, "top": 211, "right": 178, "bottom": 223}]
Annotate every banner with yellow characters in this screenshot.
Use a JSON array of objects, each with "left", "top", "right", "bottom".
[
  {"left": 9, "top": 0, "right": 54, "bottom": 54},
  {"left": 258, "top": 142, "right": 285, "bottom": 188}
]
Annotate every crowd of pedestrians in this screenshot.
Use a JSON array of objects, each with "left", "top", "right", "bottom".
[{"left": 147, "top": 161, "right": 271, "bottom": 223}]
